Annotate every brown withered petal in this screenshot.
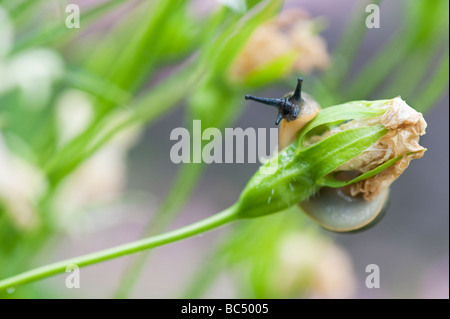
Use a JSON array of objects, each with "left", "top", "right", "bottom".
[{"left": 342, "top": 97, "right": 427, "bottom": 200}]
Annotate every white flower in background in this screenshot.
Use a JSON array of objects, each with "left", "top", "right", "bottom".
[
  {"left": 0, "top": 7, "right": 64, "bottom": 110},
  {"left": 0, "top": 7, "right": 137, "bottom": 232},
  {"left": 5, "top": 49, "right": 64, "bottom": 110},
  {"left": 0, "top": 6, "right": 61, "bottom": 230},
  {"left": 274, "top": 233, "right": 356, "bottom": 298},
  {"left": 53, "top": 109, "right": 142, "bottom": 230},
  {"left": 56, "top": 89, "right": 93, "bottom": 146},
  {"left": 0, "top": 133, "right": 46, "bottom": 230}
]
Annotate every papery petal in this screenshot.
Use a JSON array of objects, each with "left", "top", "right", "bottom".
[{"left": 341, "top": 97, "right": 427, "bottom": 200}]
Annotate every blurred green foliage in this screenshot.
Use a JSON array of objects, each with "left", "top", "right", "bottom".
[{"left": 0, "top": 0, "right": 448, "bottom": 298}]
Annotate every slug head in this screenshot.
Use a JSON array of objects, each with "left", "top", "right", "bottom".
[{"left": 245, "top": 77, "right": 304, "bottom": 125}]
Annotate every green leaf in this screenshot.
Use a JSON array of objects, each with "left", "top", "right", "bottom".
[{"left": 64, "top": 68, "right": 131, "bottom": 106}]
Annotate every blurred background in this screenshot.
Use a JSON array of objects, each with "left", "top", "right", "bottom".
[{"left": 0, "top": 0, "right": 448, "bottom": 298}]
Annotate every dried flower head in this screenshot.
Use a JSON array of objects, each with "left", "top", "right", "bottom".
[
  {"left": 339, "top": 97, "right": 427, "bottom": 200},
  {"left": 304, "top": 97, "right": 427, "bottom": 201}
]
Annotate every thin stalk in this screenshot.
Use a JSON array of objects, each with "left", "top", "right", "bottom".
[
  {"left": 114, "top": 164, "right": 204, "bottom": 298},
  {"left": 0, "top": 204, "right": 240, "bottom": 291}
]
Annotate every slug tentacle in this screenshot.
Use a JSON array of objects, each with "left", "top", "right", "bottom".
[
  {"left": 292, "top": 77, "right": 302, "bottom": 101},
  {"left": 245, "top": 77, "right": 306, "bottom": 124}
]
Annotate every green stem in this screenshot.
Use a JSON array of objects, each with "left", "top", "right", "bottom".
[
  {"left": 0, "top": 204, "right": 240, "bottom": 291},
  {"left": 114, "top": 164, "right": 204, "bottom": 298}
]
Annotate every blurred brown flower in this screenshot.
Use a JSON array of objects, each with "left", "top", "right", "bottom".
[
  {"left": 229, "top": 9, "right": 330, "bottom": 84},
  {"left": 338, "top": 97, "right": 427, "bottom": 200}
]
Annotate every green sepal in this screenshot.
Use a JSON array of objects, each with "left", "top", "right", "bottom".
[
  {"left": 237, "top": 143, "right": 319, "bottom": 218},
  {"left": 297, "top": 125, "right": 389, "bottom": 179},
  {"left": 317, "top": 155, "right": 403, "bottom": 188},
  {"left": 297, "top": 100, "right": 388, "bottom": 146}
]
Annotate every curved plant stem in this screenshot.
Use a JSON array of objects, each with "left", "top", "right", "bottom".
[
  {"left": 114, "top": 164, "right": 204, "bottom": 298},
  {"left": 113, "top": 89, "right": 245, "bottom": 298},
  {"left": 0, "top": 204, "right": 240, "bottom": 291}
]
